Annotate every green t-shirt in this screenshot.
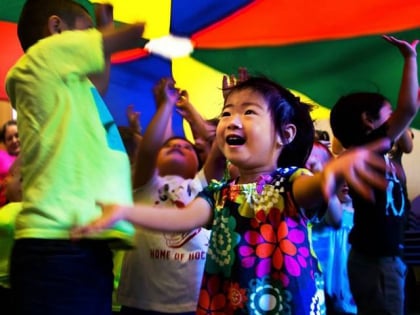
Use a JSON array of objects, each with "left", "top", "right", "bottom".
[{"left": 6, "top": 29, "right": 134, "bottom": 248}]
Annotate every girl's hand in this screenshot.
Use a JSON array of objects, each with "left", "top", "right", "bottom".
[
  {"left": 71, "top": 202, "right": 129, "bottom": 238},
  {"left": 322, "top": 138, "right": 391, "bottom": 202}
]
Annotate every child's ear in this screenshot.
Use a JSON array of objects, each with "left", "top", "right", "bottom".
[
  {"left": 276, "top": 124, "right": 297, "bottom": 147},
  {"left": 47, "top": 15, "right": 64, "bottom": 35}
]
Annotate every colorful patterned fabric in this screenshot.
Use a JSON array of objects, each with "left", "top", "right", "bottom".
[{"left": 198, "top": 167, "right": 325, "bottom": 314}]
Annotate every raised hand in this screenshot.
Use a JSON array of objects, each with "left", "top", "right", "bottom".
[
  {"left": 153, "top": 77, "right": 179, "bottom": 109},
  {"left": 222, "top": 67, "right": 249, "bottom": 100},
  {"left": 126, "top": 104, "right": 142, "bottom": 134},
  {"left": 382, "top": 34, "right": 419, "bottom": 58}
]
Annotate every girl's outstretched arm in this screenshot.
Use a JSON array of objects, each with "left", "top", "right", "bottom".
[
  {"left": 293, "top": 138, "right": 390, "bottom": 209},
  {"left": 71, "top": 197, "right": 213, "bottom": 238}
]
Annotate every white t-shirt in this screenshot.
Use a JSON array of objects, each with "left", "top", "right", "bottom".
[{"left": 117, "top": 170, "right": 210, "bottom": 312}]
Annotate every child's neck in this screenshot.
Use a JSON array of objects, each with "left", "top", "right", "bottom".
[{"left": 236, "top": 167, "right": 276, "bottom": 184}]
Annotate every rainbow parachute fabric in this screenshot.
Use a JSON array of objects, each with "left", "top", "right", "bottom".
[{"left": 1, "top": 0, "right": 420, "bottom": 134}]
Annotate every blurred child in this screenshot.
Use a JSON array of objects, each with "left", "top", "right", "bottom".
[
  {"left": 306, "top": 141, "right": 356, "bottom": 314},
  {"left": 0, "top": 120, "right": 20, "bottom": 207},
  {"left": 5, "top": 1, "right": 145, "bottom": 314}
]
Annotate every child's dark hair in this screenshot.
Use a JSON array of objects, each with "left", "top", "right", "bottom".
[
  {"left": 17, "top": 0, "right": 90, "bottom": 52},
  {"left": 162, "top": 136, "right": 203, "bottom": 171},
  {"left": 225, "top": 77, "right": 314, "bottom": 168},
  {"left": 330, "top": 92, "right": 388, "bottom": 148},
  {"left": 0, "top": 120, "right": 18, "bottom": 143}
]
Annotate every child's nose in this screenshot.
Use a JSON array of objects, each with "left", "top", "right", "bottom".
[{"left": 227, "top": 116, "right": 242, "bottom": 130}]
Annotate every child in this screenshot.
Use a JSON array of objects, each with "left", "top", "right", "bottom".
[
  {"left": 73, "top": 74, "right": 390, "bottom": 314},
  {"left": 5, "top": 1, "right": 145, "bottom": 314},
  {"left": 0, "top": 119, "right": 20, "bottom": 207},
  {"left": 306, "top": 141, "right": 357, "bottom": 314},
  {"left": 117, "top": 78, "right": 225, "bottom": 315},
  {"left": 330, "top": 35, "right": 419, "bottom": 315}
]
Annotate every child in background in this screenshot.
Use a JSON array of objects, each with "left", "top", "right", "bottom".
[
  {"left": 117, "top": 78, "right": 225, "bottom": 315},
  {"left": 330, "top": 35, "right": 419, "bottom": 315},
  {"left": 306, "top": 142, "right": 356, "bottom": 315},
  {"left": 74, "top": 74, "right": 390, "bottom": 314},
  {"left": 329, "top": 183, "right": 356, "bottom": 315},
  {"left": 5, "top": 1, "right": 145, "bottom": 314},
  {"left": 0, "top": 120, "right": 20, "bottom": 207}
]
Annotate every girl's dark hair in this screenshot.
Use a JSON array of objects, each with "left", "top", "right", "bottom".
[
  {"left": 18, "top": 0, "right": 90, "bottom": 52},
  {"left": 0, "top": 120, "right": 18, "bottom": 143},
  {"left": 225, "top": 77, "right": 314, "bottom": 168},
  {"left": 330, "top": 92, "right": 388, "bottom": 148}
]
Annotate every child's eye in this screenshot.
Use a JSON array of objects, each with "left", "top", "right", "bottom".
[
  {"left": 221, "top": 111, "right": 231, "bottom": 117},
  {"left": 244, "top": 109, "right": 256, "bottom": 115}
]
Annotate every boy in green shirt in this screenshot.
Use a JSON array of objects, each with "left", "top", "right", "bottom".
[{"left": 5, "top": 1, "right": 145, "bottom": 314}]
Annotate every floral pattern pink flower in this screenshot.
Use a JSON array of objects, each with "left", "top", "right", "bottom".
[{"left": 238, "top": 207, "right": 311, "bottom": 286}]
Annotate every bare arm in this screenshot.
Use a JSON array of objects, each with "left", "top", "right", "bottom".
[
  {"left": 132, "top": 78, "right": 178, "bottom": 189},
  {"left": 382, "top": 35, "right": 419, "bottom": 141},
  {"left": 89, "top": 3, "right": 114, "bottom": 95},
  {"left": 176, "top": 90, "right": 214, "bottom": 141},
  {"left": 202, "top": 140, "right": 226, "bottom": 183},
  {"left": 395, "top": 128, "right": 414, "bottom": 154},
  {"left": 126, "top": 104, "right": 142, "bottom": 135},
  {"left": 175, "top": 91, "right": 226, "bottom": 182},
  {"left": 72, "top": 196, "right": 213, "bottom": 236},
  {"left": 293, "top": 138, "right": 390, "bottom": 210},
  {"left": 324, "top": 195, "right": 343, "bottom": 228}
]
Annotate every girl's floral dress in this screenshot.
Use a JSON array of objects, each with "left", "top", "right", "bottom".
[{"left": 197, "top": 167, "right": 325, "bottom": 315}]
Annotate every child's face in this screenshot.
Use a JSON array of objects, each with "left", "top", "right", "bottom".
[
  {"left": 4, "top": 124, "right": 20, "bottom": 156},
  {"left": 156, "top": 138, "right": 199, "bottom": 179},
  {"left": 337, "top": 182, "right": 352, "bottom": 205},
  {"left": 217, "top": 89, "right": 282, "bottom": 172}
]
